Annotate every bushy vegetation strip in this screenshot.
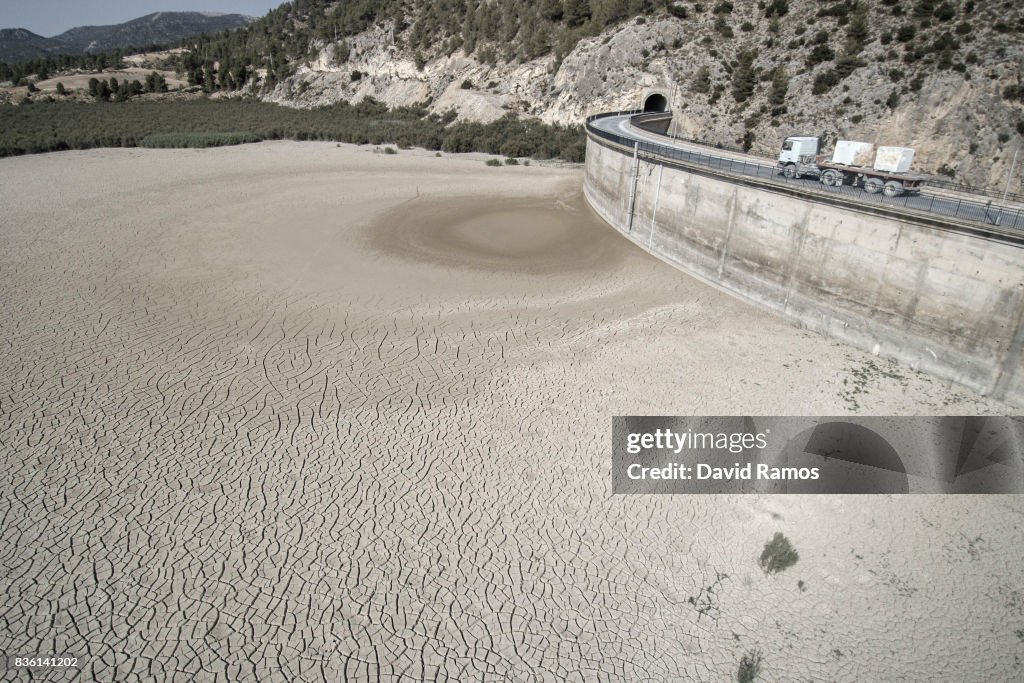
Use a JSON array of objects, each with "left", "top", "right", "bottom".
[
  {"left": 139, "top": 132, "right": 263, "bottom": 148},
  {"left": 0, "top": 98, "right": 585, "bottom": 160}
]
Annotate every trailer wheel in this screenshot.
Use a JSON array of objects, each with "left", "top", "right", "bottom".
[
  {"left": 783, "top": 163, "right": 799, "bottom": 179},
  {"left": 821, "top": 169, "right": 840, "bottom": 186},
  {"left": 864, "top": 178, "right": 884, "bottom": 194},
  {"left": 883, "top": 180, "right": 903, "bottom": 197}
]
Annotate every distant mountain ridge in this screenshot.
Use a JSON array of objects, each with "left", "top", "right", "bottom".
[{"left": 0, "top": 11, "right": 254, "bottom": 62}]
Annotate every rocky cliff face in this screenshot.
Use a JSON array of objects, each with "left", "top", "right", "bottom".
[{"left": 264, "top": 3, "right": 1023, "bottom": 192}]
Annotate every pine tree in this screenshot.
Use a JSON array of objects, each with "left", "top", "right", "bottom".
[
  {"left": 563, "top": 0, "right": 591, "bottom": 28},
  {"left": 769, "top": 66, "right": 789, "bottom": 107},
  {"left": 691, "top": 66, "right": 712, "bottom": 94},
  {"left": 731, "top": 50, "right": 758, "bottom": 104}
]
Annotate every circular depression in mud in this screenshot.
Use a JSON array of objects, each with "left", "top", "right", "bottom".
[{"left": 366, "top": 191, "right": 625, "bottom": 274}]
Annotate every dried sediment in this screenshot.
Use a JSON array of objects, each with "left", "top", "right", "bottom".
[{"left": 0, "top": 142, "right": 1020, "bottom": 680}]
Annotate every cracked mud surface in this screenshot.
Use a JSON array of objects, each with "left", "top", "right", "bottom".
[{"left": 1, "top": 142, "right": 1022, "bottom": 680}]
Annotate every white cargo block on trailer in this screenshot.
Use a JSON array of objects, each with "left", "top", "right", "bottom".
[
  {"left": 832, "top": 140, "right": 876, "bottom": 167},
  {"left": 874, "top": 147, "right": 915, "bottom": 173}
]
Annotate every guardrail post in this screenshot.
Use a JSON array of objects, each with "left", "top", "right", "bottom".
[{"left": 626, "top": 141, "right": 641, "bottom": 232}]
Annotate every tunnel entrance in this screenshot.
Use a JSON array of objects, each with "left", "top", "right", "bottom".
[{"left": 642, "top": 93, "right": 668, "bottom": 112}]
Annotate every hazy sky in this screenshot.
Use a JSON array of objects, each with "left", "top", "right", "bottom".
[{"left": 1, "top": 1, "right": 284, "bottom": 36}]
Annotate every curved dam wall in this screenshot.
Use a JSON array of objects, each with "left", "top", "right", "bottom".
[{"left": 584, "top": 133, "right": 1024, "bottom": 406}]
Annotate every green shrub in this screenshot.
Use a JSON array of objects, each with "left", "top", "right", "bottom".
[
  {"left": 759, "top": 533, "right": 799, "bottom": 574},
  {"left": 812, "top": 70, "right": 840, "bottom": 94},
  {"left": 834, "top": 55, "right": 866, "bottom": 78},
  {"left": 896, "top": 24, "right": 916, "bottom": 42},
  {"left": 742, "top": 129, "right": 755, "bottom": 152},
  {"left": 934, "top": 1, "right": 956, "bottom": 21},
  {"left": 806, "top": 43, "right": 836, "bottom": 67},
  {"left": 503, "top": 157, "right": 518, "bottom": 165},
  {"left": 709, "top": 83, "right": 726, "bottom": 105},
  {"left": 383, "top": 146, "right": 397, "bottom": 154},
  {"left": 485, "top": 158, "right": 501, "bottom": 166},
  {"left": 765, "top": 0, "right": 788, "bottom": 18}
]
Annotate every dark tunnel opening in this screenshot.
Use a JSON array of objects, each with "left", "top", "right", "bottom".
[{"left": 643, "top": 93, "right": 668, "bottom": 112}]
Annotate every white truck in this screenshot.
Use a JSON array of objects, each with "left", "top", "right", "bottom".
[{"left": 777, "top": 136, "right": 927, "bottom": 197}]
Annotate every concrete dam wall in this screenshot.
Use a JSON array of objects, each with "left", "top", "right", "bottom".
[{"left": 584, "top": 133, "right": 1024, "bottom": 406}]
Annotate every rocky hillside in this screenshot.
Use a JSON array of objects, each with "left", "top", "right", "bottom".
[
  {"left": 0, "top": 12, "right": 254, "bottom": 62},
  {"left": 223, "top": 0, "right": 1020, "bottom": 192}
]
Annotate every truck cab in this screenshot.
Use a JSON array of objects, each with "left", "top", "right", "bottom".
[{"left": 778, "top": 136, "right": 820, "bottom": 178}]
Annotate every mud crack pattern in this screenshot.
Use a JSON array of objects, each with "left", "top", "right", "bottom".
[{"left": 1, "top": 143, "right": 1021, "bottom": 681}]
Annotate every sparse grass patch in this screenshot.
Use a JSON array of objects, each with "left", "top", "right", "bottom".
[
  {"left": 737, "top": 650, "right": 763, "bottom": 682},
  {"left": 759, "top": 532, "right": 799, "bottom": 574},
  {"left": 840, "top": 356, "right": 910, "bottom": 410}
]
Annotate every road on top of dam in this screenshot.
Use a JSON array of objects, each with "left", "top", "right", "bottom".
[{"left": 589, "top": 113, "right": 1024, "bottom": 232}]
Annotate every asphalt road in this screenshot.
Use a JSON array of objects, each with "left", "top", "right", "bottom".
[{"left": 589, "top": 114, "right": 1024, "bottom": 232}]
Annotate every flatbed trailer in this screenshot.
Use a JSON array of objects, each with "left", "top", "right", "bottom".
[
  {"left": 777, "top": 136, "right": 928, "bottom": 197},
  {"left": 814, "top": 156, "right": 927, "bottom": 197}
]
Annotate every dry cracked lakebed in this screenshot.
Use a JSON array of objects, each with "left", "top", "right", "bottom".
[{"left": 1, "top": 142, "right": 1021, "bottom": 681}]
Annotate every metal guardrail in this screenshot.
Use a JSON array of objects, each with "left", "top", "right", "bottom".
[
  {"left": 928, "top": 177, "right": 1024, "bottom": 205},
  {"left": 586, "top": 111, "right": 1024, "bottom": 233}
]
